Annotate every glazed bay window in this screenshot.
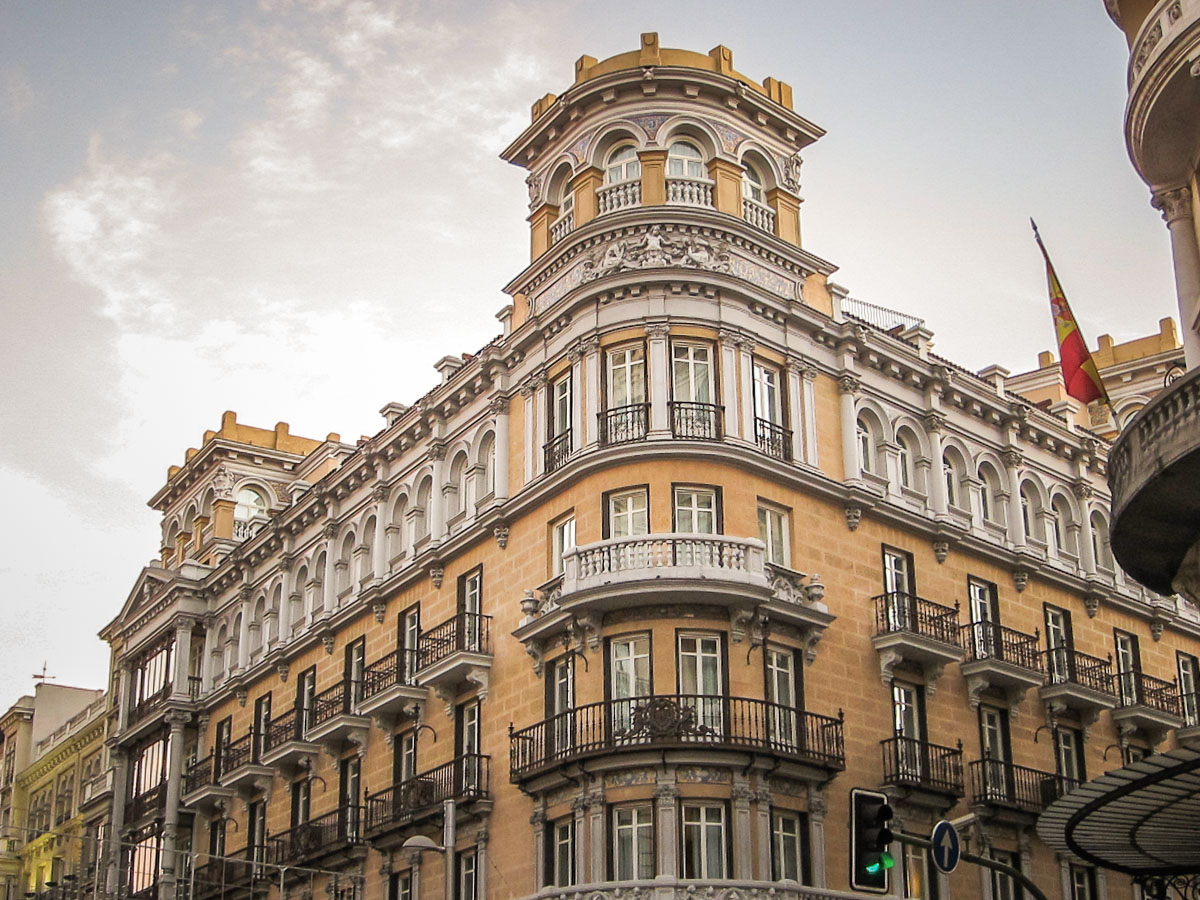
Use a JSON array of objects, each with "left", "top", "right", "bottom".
[
  {"left": 613, "top": 804, "right": 655, "bottom": 880},
  {"left": 753, "top": 361, "right": 791, "bottom": 460},
  {"left": 771, "top": 810, "right": 808, "bottom": 882},
  {"left": 758, "top": 503, "right": 789, "bottom": 566},
  {"left": 681, "top": 803, "right": 727, "bottom": 879},
  {"left": 545, "top": 372, "right": 573, "bottom": 473},
  {"left": 548, "top": 818, "right": 575, "bottom": 886},
  {"left": 670, "top": 342, "right": 720, "bottom": 439},
  {"left": 602, "top": 344, "right": 648, "bottom": 445}
]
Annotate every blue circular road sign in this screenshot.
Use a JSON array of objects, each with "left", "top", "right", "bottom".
[{"left": 930, "top": 820, "right": 961, "bottom": 875}]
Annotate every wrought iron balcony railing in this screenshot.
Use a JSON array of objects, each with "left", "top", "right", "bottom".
[
  {"left": 220, "top": 731, "right": 259, "bottom": 773},
  {"left": 510, "top": 694, "right": 844, "bottom": 781},
  {"left": 184, "top": 753, "right": 217, "bottom": 794},
  {"left": 668, "top": 401, "right": 723, "bottom": 441},
  {"left": 968, "top": 758, "right": 1076, "bottom": 813},
  {"left": 961, "top": 622, "right": 1044, "bottom": 674},
  {"left": 599, "top": 404, "right": 649, "bottom": 446},
  {"left": 191, "top": 844, "right": 270, "bottom": 899},
  {"left": 366, "top": 754, "right": 490, "bottom": 834},
  {"left": 544, "top": 430, "right": 572, "bottom": 474},
  {"left": 417, "top": 611, "right": 491, "bottom": 671},
  {"left": 1115, "top": 670, "right": 1181, "bottom": 716},
  {"left": 265, "top": 706, "right": 310, "bottom": 750},
  {"left": 361, "top": 649, "right": 420, "bottom": 702},
  {"left": 880, "top": 736, "right": 964, "bottom": 796},
  {"left": 128, "top": 684, "right": 171, "bottom": 727},
  {"left": 1045, "top": 648, "right": 1117, "bottom": 696},
  {"left": 312, "top": 681, "right": 361, "bottom": 729},
  {"left": 754, "top": 417, "right": 792, "bottom": 461},
  {"left": 270, "top": 805, "right": 365, "bottom": 864},
  {"left": 873, "top": 592, "right": 961, "bottom": 647}
]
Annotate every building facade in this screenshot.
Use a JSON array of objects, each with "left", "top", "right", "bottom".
[{"left": 100, "top": 34, "right": 1200, "bottom": 900}]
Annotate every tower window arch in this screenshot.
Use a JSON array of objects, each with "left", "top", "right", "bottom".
[
  {"left": 742, "top": 161, "right": 765, "bottom": 204},
  {"left": 605, "top": 145, "right": 641, "bottom": 185},
  {"left": 667, "top": 140, "right": 706, "bottom": 179},
  {"left": 235, "top": 487, "right": 268, "bottom": 521}
]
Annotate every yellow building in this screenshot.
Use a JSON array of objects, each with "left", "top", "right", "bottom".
[{"left": 100, "top": 34, "right": 1200, "bottom": 900}]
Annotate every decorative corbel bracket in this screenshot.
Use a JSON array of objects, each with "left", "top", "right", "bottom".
[
  {"left": 429, "top": 566, "right": 445, "bottom": 589},
  {"left": 730, "top": 606, "right": 756, "bottom": 644},
  {"left": 568, "top": 613, "right": 601, "bottom": 652},
  {"left": 373, "top": 600, "right": 388, "bottom": 623},
  {"left": 464, "top": 666, "right": 490, "bottom": 702},
  {"left": 877, "top": 648, "right": 904, "bottom": 685},
  {"left": 493, "top": 523, "right": 509, "bottom": 550},
  {"left": 845, "top": 506, "right": 863, "bottom": 532},
  {"left": 321, "top": 632, "right": 336, "bottom": 654},
  {"left": 525, "top": 638, "right": 545, "bottom": 677}
]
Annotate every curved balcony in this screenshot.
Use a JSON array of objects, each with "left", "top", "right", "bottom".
[
  {"left": 509, "top": 694, "right": 844, "bottom": 784},
  {"left": 515, "top": 535, "right": 832, "bottom": 672},
  {"left": 1109, "top": 365, "right": 1200, "bottom": 598},
  {"left": 1123, "top": 0, "right": 1200, "bottom": 184}
]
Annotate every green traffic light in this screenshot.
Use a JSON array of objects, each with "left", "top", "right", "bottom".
[
  {"left": 881, "top": 851, "right": 896, "bottom": 870},
  {"left": 865, "top": 859, "right": 881, "bottom": 875}
]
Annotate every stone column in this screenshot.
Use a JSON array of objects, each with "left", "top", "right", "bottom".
[
  {"left": 407, "top": 851, "right": 422, "bottom": 900},
  {"left": 785, "top": 359, "right": 806, "bottom": 464},
  {"left": 172, "top": 617, "right": 194, "bottom": 698},
  {"left": 201, "top": 620, "right": 218, "bottom": 693},
  {"left": 428, "top": 441, "right": 447, "bottom": 542},
  {"left": 1003, "top": 450, "right": 1027, "bottom": 546},
  {"left": 718, "top": 330, "right": 743, "bottom": 440},
  {"left": 570, "top": 345, "right": 585, "bottom": 453},
  {"left": 475, "top": 827, "right": 489, "bottom": 900},
  {"left": 117, "top": 661, "right": 133, "bottom": 731},
  {"left": 731, "top": 780, "right": 753, "bottom": 879},
  {"left": 1152, "top": 186, "right": 1200, "bottom": 368},
  {"left": 924, "top": 412, "right": 947, "bottom": 517},
  {"left": 738, "top": 337, "right": 755, "bottom": 442},
  {"left": 753, "top": 788, "right": 773, "bottom": 882},
  {"left": 654, "top": 779, "right": 678, "bottom": 878},
  {"left": 158, "top": 710, "right": 191, "bottom": 900},
  {"left": 807, "top": 783, "right": 828, "bottom": 887},
  {"left": 106, "top": 747, "right": 128, "bottom": 893},
  {"left": 490, "top": 397, "right": 511, "bottom": 501},
  {"left": 521, "top": 382, "right": 537, "bottom": 484},
  {"left": 322, "top": 522, "right": 339, "bottom": 613},
  {"left": 583, "top": 338, "right": 601, "bottom": 448},
  {"left": 372, "top": 485, "right": 390, "bottom": 581},
  {"left": 838, "top": 374, "right": 861, "bottom": 481},
  {"left": 799, "top": 364, "right": 819, "bottom": 466},
  {"left": 572, "top": 796, "right": 588, "bottom": 885},
  {"left": 1075, "top": 483, "right": 1097, "bottom": 576},
  {"left": 646, "top": 324, "right": 671, "bottom": 436},
  {"left": 638, "top": 149, "right": 668, "bottom": 206},
  {"left": 586, "top": 789, "right": 605, "bottom": 883},
  {"left": 278, "top": 555, "right": 294, "bottom": 641},
  {"left": 708, "top": 158, "right": 744, "bottom": 218},
  {"left": 529, "top": 810, "right": 546, "bottom": 894}
]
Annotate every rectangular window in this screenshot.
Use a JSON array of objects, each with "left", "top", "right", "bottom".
[
  {"left": 1179, "top": 652, "right": 1199, "bottom": 725},
  {"left": 390, "top": 872, "right": 412, "bottom": 900},
  {"left": 1055, "top": 727, "right": 1085, "bottom": 785},
  {"left": 766, "top": 646, "right": 802, "bottom": 748},
  {"left": 606, "top": 487, "right": 649, "bottom": 539},
  {"left": 757, "top": 503, "right": 790, "bottom": 566},
  {"left": 883, "top": 546, "right": 915, "bottom": 595},
  {"left": 990, "top": 849, "right": 1021, "bottom": 900},
  {"left": 291, "top": 778, "right": 310, "bottom": 827},
  {"left": 681, "top": 803, "right": 727, "bottom": 879},
  {"left": 904, "top": 843, "right": 932, "bottom": 900},
  {"left": 678, "top": 633, "right": 724, "bottom": 732},
  {"left": 345, "top": 637, "right": 366, "bottom": 705},
  {"left": 671, "top": 342, "right": 714, "bottom": 403},
  {"left": 253, "top": 694, "right": 272, "bottom": 760},
  {"left": 457, "top": 701, "right": 481, "bottom": 792},
  {"left": 458, "top": 849, "right": 478, "bottom": 900},
  {"left": 1069, "top": 866, "right": 1095, "bottom": 900},
  {"left": 546, "top": 655, "right": 575, "bottom": 757},
  {"left": 551, "top": 372, "right": 573, "bottom": 439},
  {"left": 548, "top": 818, "right": 574, "bottom": 886},
  {"left": 399, "top": 605, "right": 420, "bottom": 683},
  {"left": 979, "top": 705, "right": 1013, "bottom": 801},
  {"left": 551, "top": 515, "right": 576, "bottom": 576},
  {"left": 394, "top": 730, "right": 418, "bottom": 784},
  {"left": 892, "top": 682, "right": 925, "bottom": 780},
  {"left": 1114, "top": 630, "right": 1142, "bottom": 704},
  {"left": 1044, "top": 606, "right": 1073, "bottom": 685},
  {"left": 752, "top": 361, "right": 783, "bottom": 425},
  {"left": 771, "top": 810, "right": 808, "bottom": 882},
  {"left": 296, "top": 666, "right": 317, "bottom": 731},
  {"left": 458, "top": 568, "right": 483, "bottom": 652},
  {"left": 673, "top": 485, "right": 718, "bottom": 535},
  {"left": 967, "top": 578, "right": 1000, "bottom": 658},
  {"left": 607, "top": 345, "right": 646, "bottom": 407},
  {"left": 247, "top": 800, "right": 267, "bottom": 862},
  {"left": 610, "top": 634, "right": 652, "bottom": 735},
  {"left": 612, "top": 804, "right": 654, "bottom": 880}
]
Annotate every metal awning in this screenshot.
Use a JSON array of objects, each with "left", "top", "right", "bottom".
[{"left": 1037, "top": 746, "right": 1200, "bottom": 875}]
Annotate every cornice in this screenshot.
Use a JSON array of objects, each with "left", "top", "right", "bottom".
[{"left": 16, "top": 719, "right": 104, "bottom": 788}]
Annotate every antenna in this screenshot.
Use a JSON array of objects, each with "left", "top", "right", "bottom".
[{"left": 32, "top": 662, "right": 55, "bottom": 684}]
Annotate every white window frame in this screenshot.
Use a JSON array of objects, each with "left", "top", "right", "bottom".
[
  {"left": 607, "top": 344, "right": 646, "bottom": 408},
  {"left": 671, "top": 342, "right": 714, "bottom": 404},
  {"left": 551, "top": 372, "right": 573, "bottom": 440},
  {"left": 606, "top": 145, "right": 641, "bottom": 185},
  {"left": 550, "top": 818, "right": 574, "bottom": 886},
  {"left": 680, "top": 802, "right": 727, "bottom": 879},
  {"left": 673, "top": 486, "right": 717, "bottom": 535},
  {"left": 612, "top": 804, "right": 655, "bottom": 880},
  {"left": 608, "top": 488, "right": 649, "bottom": 539},
  {"left": 771, "top": 809, "right": 805, "bottom": 882},
  {"left": 667, "top": 140, "right": 706, "bottom": 179},
  {"left": 551, "top": 515, "right": 576, "bottom": 576},
  {"left": 752, "top": 361, "right": 783, "bottom": 425},
  {"left": 757, "top": 503, "right": 789, "bottom": 567}
]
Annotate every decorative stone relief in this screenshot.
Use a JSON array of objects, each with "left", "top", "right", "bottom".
[
  {"left": 1012, "top": 568, "right": 1030, "bottom": 593},
  {"left": 714, "top": 123, "right": 747, "bottom": 153},
  {"left": 579, "top": 227, "right": 732, "bottom": 282},
  {"left": 676, "top": 767, "right": 731, "bottom": 785},
  {"left": 372, "top": 600, "right": 387, "bottom": 623},
  {"left": 781, "top": 151, "right": 803, "bottom": 191},
  {"left": 1083, "top": 593, "right": 1101, "bottom": 618},
  {"left": 525, "top": 171, "right": 542, "bottom": 210},
  {"left": 1152, "top": 185, "right": 1192, "bottom": 223},
  {"left": 628, "top": 113, "right": 669, "bottom": 141},
  {"left": 933, "top": 540, "right": 949, "bottom": 564},
  {"left": 321, "top": 633, "right": 335, "bottom": 655},
  {"left": 604, "top": 768, "right": 654, "bottom": 787},
  {"left": 429, "top": 566, "right": 444, "bottom": 589},
  {"left": 845, "top": 506, "right": 863, "bottom": 531},
  {"left": 493, "top": 524, "right": 509, "bottom": 549}
]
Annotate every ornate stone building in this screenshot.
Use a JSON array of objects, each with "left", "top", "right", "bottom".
[{"left": 100, "top": 33, "right": 1200, "bottom": 900}]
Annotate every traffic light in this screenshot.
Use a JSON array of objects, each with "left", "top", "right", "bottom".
[{"left": 850, "top": 788, "right": 895, "bottom": 893}]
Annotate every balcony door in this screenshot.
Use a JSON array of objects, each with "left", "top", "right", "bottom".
[
  {"left": 672, "top": 342, "right": 713, "bottom": 404},
  {"left": 892, "top": 683, "right": 924, "bottom": 780},
  {"left": 1114, "top": 631, "right": 1141, "bottom": 705},
  {"left": 458, "top": 569, "right": 483, "bottom": 652},
  {"left": 1045, "top": 606, "right": 1073, "bottom": 685},
  {"left": 678, "top": 634, "right": 724, "bottom": 736},
  {"left": 340, "top": 757, "right": 361, "bottom": 839},
  {"left": 545, "top": 655, "right": 575, "bottom": 759},
  {"left": 247, "top": 800, "right": 267, "bottom": 866},
  {"left": 610, "top": 635, "right": 651, "bottom": 740},
  {"left": 296, "top": 667, "right": 317, "bottom": 733},
  {"left": 253, "top": 695, "right": 271, "bottom": 761},
  {"left": 968, "top": 579, "right": 1000, "bottom": 659},
  {"left": 765, "top": 646, "right": 801, "bottom": 750},
  {"left": 399, "top": 606, "right": 420, "bottom": 683},
  {"left": 345, "top": 638, "right": 365, "bottom": 707},
  {"left": 456, "top": 701, "right": 481, "bottom": 793},
  {"left": 215, "top": 717, "right": 232, "bottom": 779},
  {"left": 1055, "top": 727, "right": 1085, "bottom": 788},
  {"left": 1179, "top": 653, "right": 1199, "bottom": 725},
  {"left": 979, "top": 706, "right": 1012, "bottom": 800},
  {"left": 882, "top": 547, "right": 915, "bottom": 631}
]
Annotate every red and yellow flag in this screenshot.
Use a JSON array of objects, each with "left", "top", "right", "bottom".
[{"left": 1032, "top": 221, "right": 1109, "bottom": 406}]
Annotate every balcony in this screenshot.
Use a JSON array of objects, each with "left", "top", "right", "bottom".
[
  {"left": 880, "top": 736, "right": 964, "bottom": 806},
  {"left": 599, "top": 404, "right": 649, "bottom": 446},
  {"left": 666, "top": 176, "right": 714, "bottom": 208},
  {"left": 365, "top": 754, "right": 490, "bottom": 846},
  {"left": 871, "top": 592, "right": 964, "bottom": 686},
  {"left": 219, "top": 732, "right": 273, "bottom": 793},
  {"left": 358, "top": 649, "right": 425, "bottom": 729},
  {"left": 124, "top": 684, "right": 171, "bottom": 734},
  {"left": 510, "top": 694, "right": 844, "bottom": 784},
  {"left": 78, "top": 771, "right": 113, "bottom": 812},
  {"left": 754, "top": 417, "right": 792, "bottom": 462},
  {"left": 959, "top": 622, "right": 1046, "bottom": 710},
  {"left": 516, "top": 535, "right": 832, "bottom": 674},
  {"left": 307, "top": 682, "right": 370, "bottom": 753},
  {"left": 968, "top": 759, "right": 1076, "bottom": 823},
  {"left": 669, "top": 401, "right": 722, "bottom": 440},
  {"left": 550, "top": 210, "right": 574, "bottom": 245},
  {"left": 182, "top": 753, "right": 236, "bottom": 811},
  {"left": 1109, "top": 366, "right": 1200, "bottom": 598},
  {"left": 597, "top": 181, "right": 641, "bottom": 214},
  {"left": 742, "top": 197, "right": 776, "bottom": 232},
  {"left": 1040, "top": 648, "right": 1118, "bottom": 723},
  {"left": 415, "top": 612, "right": 492, "bottom": 712},
  {"left": 271, "top": 806, "right": 365, "bottom": 867},
  {"left": 543, "top": 430, "right": 572, "bottom": 474},
  {"left": 260, "top": 708, "right": 321, "bottom": 773},
  {"left": 1111, "top": 671, "right": 1184, "bottom": 742},
  {"left": 191, "top": 845, "right": 270, "bottom": 900}
]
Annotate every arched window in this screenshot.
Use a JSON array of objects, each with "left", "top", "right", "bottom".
[
  {"left": 478, "top": 435, "right": 496, "bottom": 501},
  {"left": 448, "top": 453, "right": 469, "bottom": 520},
  {"left": 1091, "top": 513, "right": 1114, "bottom": 570},
  {"left": 361, "top": 517, "right": 376, "bottom": 581},
  {"left": 390, "top": 495, "right": 409, "bottom": 560},
  {"left": 414, "top": 478, "right": 432, "bottom": 541},
  {"left": 896, "top": 430, "right": 917, "bottom": 489},
  {"left": 606, "top": 146, "right": 640, "bottom": 185},
  {"left": 742, "top": 161, "right": 765, "bottom": 204},
  {"left": 1020, "top": 482, "right": 1044, "bottom": 542},
  {"left": 235, "top": 487, "right": 267, "bottom": 521},
  {"left": 978, "top": 464, "right": 1002, "bottom": 524},
  {"left": 857, "top": 415, "right": 878, "bottom": 476},
  {"left": 667, "top": 140, "right": 706, "bottom": 179},
  {"left": 294, "top": 564, "right": 309, "bottom": 628},
  {"left": 312, "top": 552, "right": 326, "bottom": 613},
  {"left": 943, "top": 451, "right": 966, "bottom": 509},
  {"left": 1051, "top": 496, "right": 1077, "bottom": 557},
  {"left": 337, "top": 534, "right": 355, "bottom": 594}
]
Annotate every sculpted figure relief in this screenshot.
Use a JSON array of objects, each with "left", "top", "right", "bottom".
[{"left": 580, "top": 227, "right": 731, "bottom": 282}]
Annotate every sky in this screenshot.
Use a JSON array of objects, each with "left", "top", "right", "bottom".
[{"left": 0, "top": 1, "right": 1177, "bottom": 697}]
